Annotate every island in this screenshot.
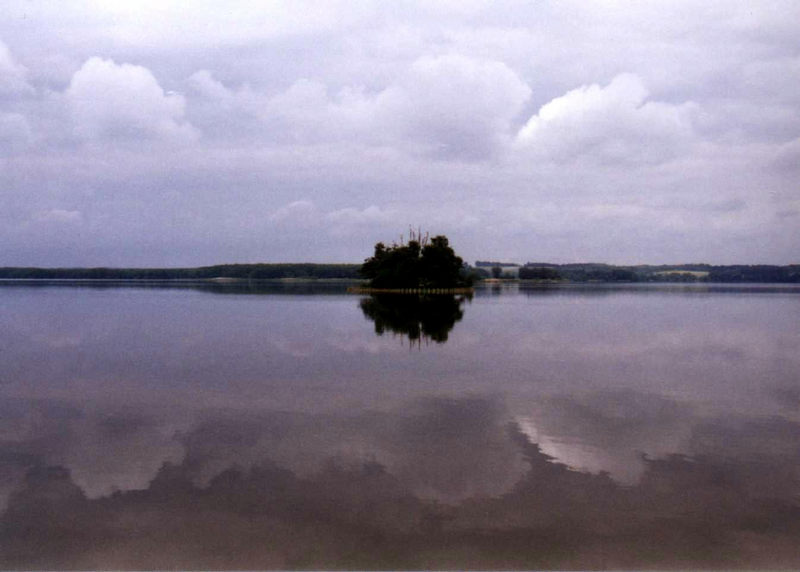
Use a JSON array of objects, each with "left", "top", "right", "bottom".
[{"left": 354, "top": 231, "right": 474, "bottom": 293}]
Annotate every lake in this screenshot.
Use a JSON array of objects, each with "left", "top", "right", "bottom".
[{"left": 1, "top": 281, "right": 799, "bottom": 569}]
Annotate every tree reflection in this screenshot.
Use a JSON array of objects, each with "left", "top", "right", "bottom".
[{"left": 359, "top": 294, "right": 469, "bottom": 344}]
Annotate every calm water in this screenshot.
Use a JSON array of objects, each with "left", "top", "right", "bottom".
[{"left": 1, "top": 282, "right": 799, "bottom": 569}]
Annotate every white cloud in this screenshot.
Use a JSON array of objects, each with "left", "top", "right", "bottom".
[
  {"left": 66, "top": 57, "right": 198, "bottom": 142},
  {"left": 188, "top": 69, "right": 267, "bottom": 114},
  {"left": 256, "top": 79, "right": 387, "bottom": 145},
  {"left": 0, "top": 39, "right": 33, "bottom": 96},
  {"left": 263, "top": 78, "right": 337, "bottom": 140},
  {"left": 194, "top": 54, "right": 532, "bottom": 160},
  {"left": 188, "top": 69, "right": 235, "bottom": 101},
  {"left": 377, "top": 53, "right": 532, "bottom": 159},
  {"left": 270, "top": 201, "right": 393, "bottom": 232},
  {"left": 189, "top": 72, "right": 360, "bottom": 143},
  {"left": 326, "top": 205, "right": 392, "bottom": 225},
  {"left": 186, "top": 70, "right": 268, "bottom": 140},
  {"left": 33, "top": 209, "right": 83, "bottom": 223},
  {"left": 516, "top": 73, "right": 697, "bottom": 164},
  {"left": 269, "top": 200, "right": 320, "bottom": 225}
]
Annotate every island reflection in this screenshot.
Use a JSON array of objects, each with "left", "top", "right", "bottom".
[{"left": 359, "top": 293, "right": 469, "bottom": 344}]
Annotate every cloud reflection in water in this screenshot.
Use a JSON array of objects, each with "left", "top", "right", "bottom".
[{"left": 2, "top": 392, "right": 800, "bottom": 569}]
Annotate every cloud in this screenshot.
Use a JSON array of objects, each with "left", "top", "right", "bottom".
[
  {"left": 188, "top": 71, "right": 367, "bottom": 143},
  {"left": 515, "top": 73, "right": 697, "bottom": 164},
  {"left": 186, "top": 70, "right": 268, "bottom": 139},
  {"left": 0, "top": 112, "right": 32, "bottom": 147},
  {"left": 259, "top": 53, "right": 532, "bottom": 159},
  {"left": 326, "top": 205, "right": 393, "bottom": 226},
  {"left": 269, "top": 200, "right": 319, "bottom": 225},
  {"left": 1, "top": 2, "right": 799, "bottom": 265},
  {"left": 86, "top": 0, "right": 361, "bottom": 48},
  {"left": 269, "top": 200, "right": 395, "bottom": 239},
  {"left": 0, "top": 39, "right": 33, "bottom": 96},
  {"left": 191, "top": 54, "right": 531, "bottom": 160},
  {"left": 740, "top": 55, "right": 800, "bottom": 107},
  {"left": 33, "top": 209, "right": 82, "bottom": 224},
  {"left": 66, "top": 57, "right": 198, "bottom": 142},
  {"left": 263, "top": 78, "right": 344, "bottom": 141},
  {"left": 187, "top": 69, "right": 236, "bottom": 101},
  {"left": 771, "top": 136, "right": 800, "bottom": 172},
  {"left": 377, "top": 53, "right": 532, "bottom": 159}
]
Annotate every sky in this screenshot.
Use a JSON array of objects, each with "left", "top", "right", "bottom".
[{"left": 1, "top": 1, "right": 798, "bottom": 267}]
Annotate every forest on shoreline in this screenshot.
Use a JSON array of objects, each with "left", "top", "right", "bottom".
[{"left": 1, "top": 262, "right": 798, "bottom": 283}]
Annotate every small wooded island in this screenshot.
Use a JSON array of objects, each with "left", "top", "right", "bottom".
[{"left": 357, "top": 231, "right": 473, "bottom": 292}]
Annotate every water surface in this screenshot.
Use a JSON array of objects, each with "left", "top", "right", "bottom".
[{"left": 1, "top": 282, "right": 799, "bottom": 569}]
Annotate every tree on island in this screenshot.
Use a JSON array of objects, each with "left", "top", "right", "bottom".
[{"left": 360, "top": 230, "right": 471, "bottom": 289}]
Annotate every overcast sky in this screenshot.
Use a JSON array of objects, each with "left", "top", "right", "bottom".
[{"left": 1, "top": 1, "right": 798, "bottom": 266}]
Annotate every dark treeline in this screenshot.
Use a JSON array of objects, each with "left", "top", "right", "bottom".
[
  {"left": 515, "top": 263, "right": 800, "bottom": 283},
  {"left": 0, "top": 263, "right": 361, "bottom": 281},
  {"left": 703, "top": 264, "right": 800, "bottom": 283},
  {"left": 2, "top": 262, "right": 798, "bottom": 283},
  {"left": 475, "top": 260, "right": 520, "bottom": 267}
]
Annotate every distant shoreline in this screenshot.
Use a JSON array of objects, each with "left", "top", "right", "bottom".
[
  {"left": 0, "top": 262, "right": 798, "bottom": 283},
  {"left": 0, "top": 277, "right": 362, "bottom": 285}
]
